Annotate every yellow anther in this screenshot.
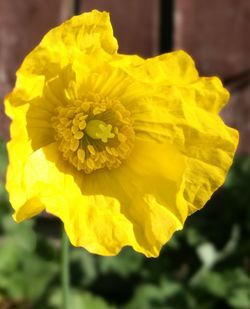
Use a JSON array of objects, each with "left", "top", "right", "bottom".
[
  {"left": 75, "top": 113, "right": 84, "bottom": 121},
  {"left": 74, "top": 131, "right": 84, "bottom": 140},
  {"left": 85, "top": 120, "right": 115, "bottom": 143},
  {"left": 70, "top": 139, "right": 79, "bottom": 151},
  {"left": 73, "top": 118, "right": 80, "bottom": 126},
  {"left": 66, "top": 110, "right": 75, "bottom": 118},
  {"left": 87, "top": 145, "right": 96, "bottom": 156},
  {"left": 71, "top": 125, "right": 79, "bottom": 134},
  {"left": 77, "top": 148, "right": 85, "bottom": 162},
  {"left": 118, "top": 133, "right": 127, "bottom": 143},
  {"left": 81, "top": 102, "right": 90, "bottom": 112},
  {"left": 105, "top": 146, "right": 113, "bottom": 155},
  {"left": 86, "top": 157, "right": 95, "bottom": 170},
  {"left": 64, "top": 129, "right": 72, "bottom": 140},
  {"left": 79, "top": 121, "right": 86, "bottom": 130}
]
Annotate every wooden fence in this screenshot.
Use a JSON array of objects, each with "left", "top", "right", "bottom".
[{"left": 1, "top": 0, "right": 249, "bottom": 153}]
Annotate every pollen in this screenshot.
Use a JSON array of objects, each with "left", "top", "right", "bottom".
[{"left": 52, "top": 96, "right": 135, "bottom": 173}]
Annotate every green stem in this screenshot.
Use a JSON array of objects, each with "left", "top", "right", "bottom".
[{"left": 62, "top": 228, "right": 70, "bottom": 309}]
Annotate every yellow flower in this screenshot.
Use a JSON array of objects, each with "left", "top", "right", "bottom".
[{"left": 5, "top": 10, "right": 238, "bottom": 257}]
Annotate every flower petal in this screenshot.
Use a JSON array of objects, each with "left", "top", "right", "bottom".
[
  {"left": 116, "top": 51, "right": 239, "bottom": 215},
  {"left": 133, "top": 88, "right": 238, "bottom": 215},
  {"left": 115, "top": 50, "right": 198, "bottom": 85},
  {"left": 61, "top": 138, "right": 186, "bottom": 257},
  {"left": 7, "top": 10, "right": 117, "bottom": 108},
  {"left": 22, "top": 10, "right": 117, "bottom": 78},
  {"left": 10, "top": 139, "right": 186, "bottom": 257}
]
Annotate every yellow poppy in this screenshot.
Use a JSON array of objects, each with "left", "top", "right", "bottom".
[{"left": 5, "top": 10, "right": 238, "bottom": 257}]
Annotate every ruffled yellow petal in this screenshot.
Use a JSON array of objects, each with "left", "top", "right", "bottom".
[
  {"left": 75, "top": 63, "right": 132, "bottom": 100},
  {"left": 5, "top": 98, "right": 32, "bottom": 211},
  {"left": 81, "top": 138, "right": 186, "bottom": 257},
  {"left": 108, "top": 138, "right": 187, "bottom": 256},
  {"left": 116, "top": 51, "right": 239, "bottom": 215},
  {"left": 7, "top": 10, "right": 117, "bottom": 109},
  {"left": 5, "top": 95, "right": 55, "bottom": 219},
  {"left": 10, "top": 140, "right": 185, "bottom": 257},
  {"left": 22, "top": 10, "right": 117, "bottom": 77},
  {"left": 25, "top": 67, "right": 77, "bottom": 150},
  {"left": 115, "top": 50, "right": 198, "bottom": 85},
  {"left": 65, "top": 137, "right": 185, "bottom": 257}
]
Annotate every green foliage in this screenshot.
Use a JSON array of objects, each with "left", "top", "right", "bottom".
[
  {"left": 48, "top": 288, "right": 114, "bottom": 309},
  {"left": 0, "top": 138, "right": 250, "bottom": 309}
]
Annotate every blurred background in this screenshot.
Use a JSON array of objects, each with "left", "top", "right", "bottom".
[{"left": 0, "top": 0, "right": 250, "bottom": 308}]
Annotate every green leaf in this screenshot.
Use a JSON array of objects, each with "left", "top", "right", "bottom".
[
  {"left": 198, "top": 271, "right": 228, "bottom": 297},
  {"left": 228, "top": 288, "right": 250, "bottom": 309},
  {"left": 2, "top": 253, "right": 58, "bottom": 303},
  {"left": 49, "top": 288, "right": 114, "bottom": 309},
  {"left": 186, "top": 227, "right": 206, "bottom": 246},
  {"left": 71, "top": 249, "right": 97, "bottom": 285},
  {"left": 124, "top": 279, "right": 182, "bottom": 309},
  {"left": 99, "top": 247, "right": 144, "bottom": 278},
  {"left": 0, "top": 241, "right": 22, "bottom": 275},
  {"left": 2, "top": 216, "right": 36, "bottom": 253}
]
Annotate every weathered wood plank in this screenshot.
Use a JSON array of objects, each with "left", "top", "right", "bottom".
[
  {"left": 0, "top": 0, "right": 63, "bottom": 139},
  {"left": 81, "top": 0, "right": 160, "bottom": 57},
  {"left": 174, "top": 0, "right": 250, "bottom": 153}
]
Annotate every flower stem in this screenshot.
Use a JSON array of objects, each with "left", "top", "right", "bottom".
[{"left": 62, "top": 227, "right": 70, "bottom": 309}]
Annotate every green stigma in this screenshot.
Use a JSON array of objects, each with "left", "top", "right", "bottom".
[{"left": 85, "top": 120, "right": 115, "bottom": 143}]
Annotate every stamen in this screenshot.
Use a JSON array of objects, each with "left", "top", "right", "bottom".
[
  {"left": 52, "top": 96, "right": 134, "bottom": 173},
  {"left": 77, "top": 148, "right": 85, "bottom": 162}
]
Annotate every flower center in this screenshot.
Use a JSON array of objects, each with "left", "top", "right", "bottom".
[
  {"left": 52, "top": 96, "right": 135, "bottom": 173},
  {"left": 85, "top": 120, "right": 115, "bottom": 143}
]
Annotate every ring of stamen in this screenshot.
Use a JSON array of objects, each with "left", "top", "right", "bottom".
[{"left": 52, "top": 96, "right": 135, "bottom": 173}]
